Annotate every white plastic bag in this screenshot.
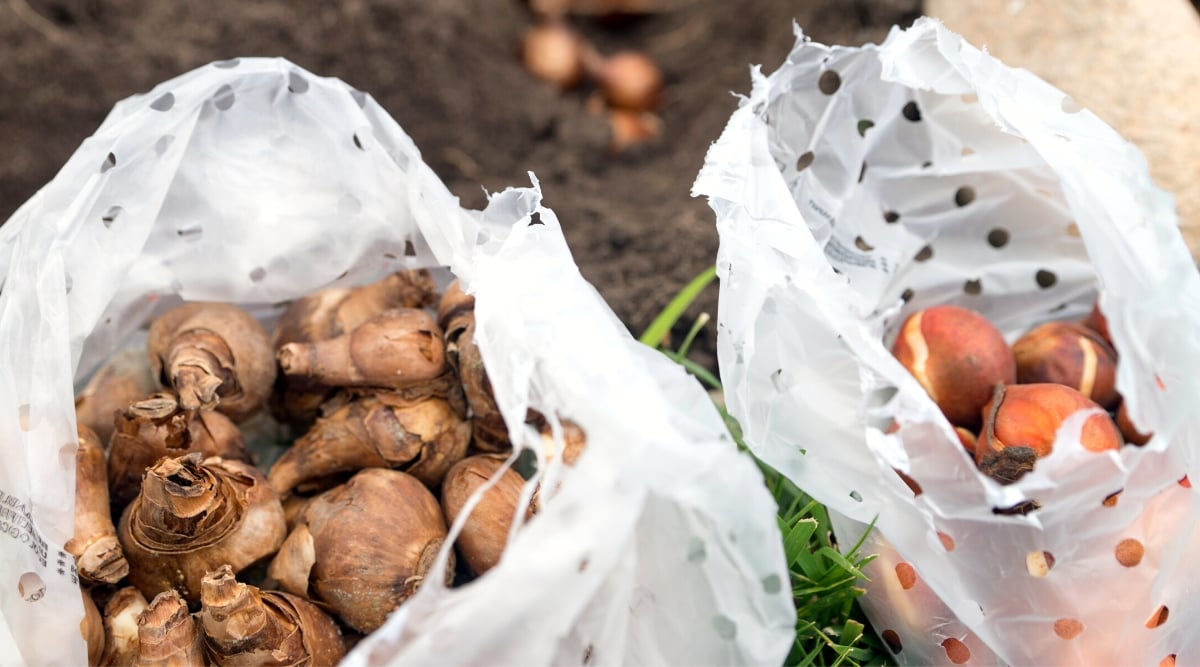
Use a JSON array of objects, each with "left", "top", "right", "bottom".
[
  {"left": 0, "top": 58, "right": 794, "bottom": 665},
  {"left": 695, "top": 17, "right": 1200, "bottom": 666}
]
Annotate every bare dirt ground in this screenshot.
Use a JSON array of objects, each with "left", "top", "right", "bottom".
[{"left": 0, "top": 0, "right": 922, "bottom": 367}]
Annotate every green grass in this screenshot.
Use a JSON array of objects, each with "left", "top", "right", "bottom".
[{"left": 641, "top": 267, "right": 889, "bottom": 667}]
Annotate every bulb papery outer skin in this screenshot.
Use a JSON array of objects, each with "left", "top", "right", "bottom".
[
  {"left": 441, "top": 454, "right": 530, "bottom": 576},
  {"left": 271, "top": 270, "right": 438, "bottom": 427},
  {"left": 81, "top": 586, "right": 105, "bottom": 665},
  {"left": 108, "top": 392, "right": 251, "bottom": 512},
  {"left": 135, "top": 590, "right": 206, "bottom": 667},
  {"left": 101, "top": 586, "right": 148, "bottom": 667},
  {"left": 267, "top": 468, "right": 453, "bottom": 634},
  {"left": 147, "top": 302, "right": 276, "bottom": 422},
  {"left": 118, "top": 453, "right": 286, "bottom": 604},
  {"left": 268, "top": 394, "right": 471, "bottom": 496},
  {"left": 199, "top": 564, "right": 346, "bottom": 667},
  {"left": 74, "top": 346, "right": 158, "bottom": 444},
  {"left": 276, "top": 308, "right": 447, "bottom": 391},
  {"left": 66, "top": 425, "right": 129, "bottom": 585}
]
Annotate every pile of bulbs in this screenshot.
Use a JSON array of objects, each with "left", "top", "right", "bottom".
[
  {"left": 890, "top": 300, "right": 1151, "bottom": 498},
  {"left": 520, "top": 1, "right": 666, "bottom": 153},
  {"left": 68, "top": 270, "right": 584, "bottom": 665}
]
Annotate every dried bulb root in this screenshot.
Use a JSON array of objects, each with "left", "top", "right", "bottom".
[
  {"left": 107, "top": 392, "right": 251, "bottom": 511},
  {"left": 441, "top": 455, "right": 531, "bottom": 576},
  {"left": 101, "top": 586, "right": 147, "bottom": 666},
  {"left": 66, "top": 425, "right": 129, "bottom": 585},
  {"left": 277, "top": 308, "right": 447, "bottom": 391},
  {"left": 272, "top": 270, "right": 438, "bottom": 426},
  {"left": 268, "top": 469, "right": 453, "bottom": 634},
  {"left": 81, "top": 586, "right": 105, "bottom": 666},
  {"left": 119, "top": 453, "right": 286, "bottom": 603},
  {"left": 199, "top": 564, "right": 346, "bottom": 667},
  {"left": 147, "top": 302, "right": 275, "bottom": 421},
  {"left": 268, "top": 394, "right": 471, "bottom": 496},
  {"left": 136, "top": 590, "right": 205, "bottom": 667},
  {"left": 74, "top": 347, "right": 157, "bottom": 443}
]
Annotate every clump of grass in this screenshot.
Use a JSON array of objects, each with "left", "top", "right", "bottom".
[{"left": 641, "top": 267, "right": 889, "bottom": 667}]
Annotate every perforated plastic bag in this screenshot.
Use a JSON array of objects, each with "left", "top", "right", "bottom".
[
  {"left": 0, "top": 58, "right": 795, "bottom": 666},
  {"left": 694, "top": 17, "right": 1200, "bottom": 666}
]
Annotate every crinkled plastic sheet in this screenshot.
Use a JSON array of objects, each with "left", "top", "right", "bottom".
[
  {"left": 695, "top": 17, "right": 1200, "bottom": 667},
  {"left": 0, "top": 58, "right": 794, "bottom": 666}
]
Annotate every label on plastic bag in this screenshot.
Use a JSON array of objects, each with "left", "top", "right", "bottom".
[{"left": 0, "top": 490, "right": 49, "bottom": 570}]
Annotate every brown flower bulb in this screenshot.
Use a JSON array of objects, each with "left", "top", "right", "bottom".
[
  {"left": 135, "top": 590, "right": 205, "bottom": 667},
  {"left": 100, "top": 587, "right": 147, "bottom": 666},
  {"left": 271, "top": 270, "right": 438, "bottom": 427},
  {"left": 80, "top": 587, "right": 105, "bottom": 666},
  {"left": 268, "top": 394, "right": 471, "bottom": 496},
  {"left": 268, "top": 469, "right": 452, "bottom": 634},
  {"left": 199, "top": 564, "right": 346, "bottom": 666},
  {"left": 118, "top": 454, "right": 286, "bottom": 603},
  {"left": 1013, "top": 321, "right": 1119, "bottom": 409},
  {"left": 448, "top": 318, "right": 510, "bottom": 453},
  {"left": 276, "top": 308, "right": 447, "bottom": 391},
  {"left": 976, "top": 383, "right": 1120, "bottom": 483},
  {"left": 74, "top": 347, "right": 157, "bottom": 443},
  {"left": 147, "top": 302, "right": 275, "bottom": 421},
  {"left": 107, "top": 392, "right": 251, "bottom": 511},
  {"left": 891, "top": 305, "right": 1016, "bottom": 430},
  {"left": 65, "top": 425, "right": 128, "bottom": 585},
  {"left": 441, "top": 455, "right": 531, "bottom": 576}
]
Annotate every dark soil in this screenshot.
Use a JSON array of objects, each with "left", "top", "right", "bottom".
[{"left": 0, "top": 0, "right": 920, "bottom": 368}]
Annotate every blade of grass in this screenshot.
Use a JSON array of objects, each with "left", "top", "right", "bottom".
[
  {"left": 783, "top": 518, "right": 819, "bottom": 569},
  {"left": 638, "top": 264, "right": 717, "bottom": 347},
  {"left": 675, "top": 356, "right": 722, "bottom": 391},
  {"left": 673, "top": 311, "right": 710, "bottom": 360}
]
